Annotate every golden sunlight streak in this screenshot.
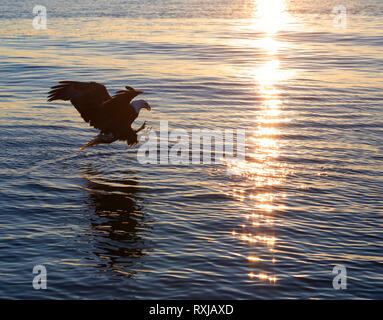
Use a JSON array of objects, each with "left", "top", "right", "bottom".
[
  {"left": 248, "top": 256, "right": 262, "bottom": 262},
  {"left": 226, "top": 0, "right": 295, "bottom": 285}
]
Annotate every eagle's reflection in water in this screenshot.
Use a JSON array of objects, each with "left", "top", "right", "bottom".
[{"left": 82, "top": 166, "right": 150, "bottom": 277}]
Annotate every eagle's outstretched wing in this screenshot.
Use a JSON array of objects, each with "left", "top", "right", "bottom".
[
  {"left": 48, "top": 81, "right": 144, "bottom": 146},
  {"left": 47, "top": 81, "right": 111, "bottom": 130}
]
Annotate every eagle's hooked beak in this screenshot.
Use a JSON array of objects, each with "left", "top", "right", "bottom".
[{"left": 146, "top": 104, "right": 151, "bottom": 111}]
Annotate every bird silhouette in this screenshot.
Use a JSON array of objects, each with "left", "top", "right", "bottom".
[{"left": 47, "top": 81, "right": 151, "bottom": 151}]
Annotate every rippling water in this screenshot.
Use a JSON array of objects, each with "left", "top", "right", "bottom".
[{"left": 1, "top": 0, "right": 383, "bottom": 299}]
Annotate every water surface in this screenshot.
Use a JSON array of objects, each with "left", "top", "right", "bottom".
[{"left": 0, "top": 0, "right": 382, "bottom": 299}]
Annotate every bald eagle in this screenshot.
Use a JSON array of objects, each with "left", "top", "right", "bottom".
[{"left": 47, "top": 81, "right": 151, "bottom": 151}]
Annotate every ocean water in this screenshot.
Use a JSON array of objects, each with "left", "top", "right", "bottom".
[{"left": 0, "top": 0, "right": 382, "bottom": 299}]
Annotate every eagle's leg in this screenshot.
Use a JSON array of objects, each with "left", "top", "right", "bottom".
[
  {"left": 135, "top": 121, "right": 147, "bottom": 133},
  {"left": 79, "top": 132, "right": 117, "bottom": 151}
]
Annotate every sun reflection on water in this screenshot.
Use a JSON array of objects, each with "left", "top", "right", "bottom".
[
  {"left": 228, "top": 0, "right": 294, "bottom": 283},
  {"left": 253, "top": 0, "right": 289, "bottom": 34}
]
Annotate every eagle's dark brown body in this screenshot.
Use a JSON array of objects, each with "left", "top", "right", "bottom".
[{"left": 47, "top": 81, "right": 151, "bottom": 150}]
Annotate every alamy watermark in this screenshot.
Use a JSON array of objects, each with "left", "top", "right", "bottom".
[
  {"left": 32, "top": 265, "right": 47, "bottom": 289},
  {"left": 32, "top": 5, "right": 47, "bottom": 30},
  {"left": 332, "top": 265, "right": 347, "bottom": 290},
  {"left": 332, "top": 5, "right": 347, "bottom": 29},
  {"left": 137, "top": 121, "right": 246, "bottom": 166}
]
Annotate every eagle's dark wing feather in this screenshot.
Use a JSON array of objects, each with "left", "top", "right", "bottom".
[{"left": 47, "top": 81, "right": 111, "bottom": 129}]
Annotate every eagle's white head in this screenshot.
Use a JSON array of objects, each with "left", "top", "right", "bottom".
[{"left": 131, "top": 99, "right": 151, "bottom": 114}]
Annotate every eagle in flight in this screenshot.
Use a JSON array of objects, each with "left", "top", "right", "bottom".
[{"left": 47, "top": 81, "right": 151, "bottom": 151}]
